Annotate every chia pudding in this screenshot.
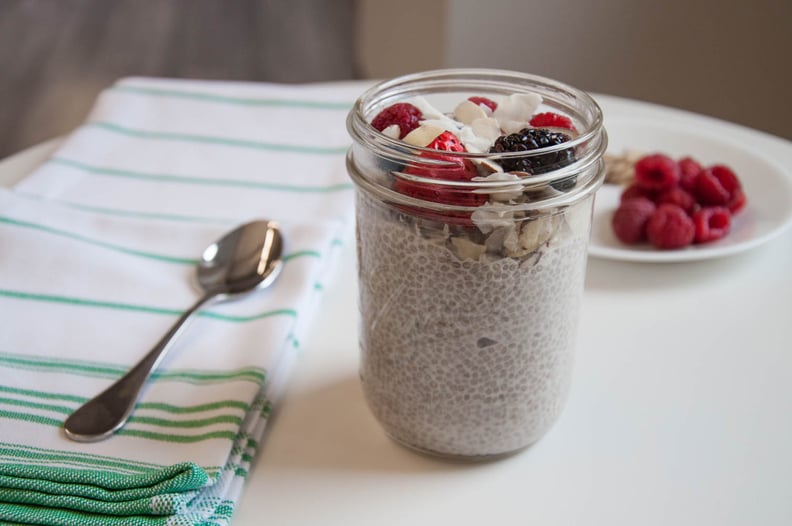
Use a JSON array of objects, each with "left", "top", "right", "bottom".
[{"left": 346, "top": 69, "right": 606, "bottom": 459}]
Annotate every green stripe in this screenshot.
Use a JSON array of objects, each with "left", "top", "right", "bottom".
[
  {"left": 139, "top": 400, "right": 249, "bottom": 413},
  {"left": 1, "top": 209, "right": 327, "bottom": 265},
  {"left": 0, "top": 442, "right": 165, "bottom": 472},
  {"left": 112, "top": 84, "right": 353, "bottom": 110},
  {"left": 0, "top": 355, "right": 265, "bottom": 385},
  {"left": 0, "top": 397, "right": 243, "bottom": 429},
  {"left": 0, "top": 216, "right": 196, "bottom": 265},
  {"left": 12, "top": 191, "right": 237, "bottom": 224},
  {"left": 1, "top": 382, "right": 252, "bottom": 410},
  {"left": 130, "top": 414, "right": 242, "bottom": 428},
  {"left": 0, "top": 288, "right": 298, "bottom": 323},
  {"left": 0, "top": 441, "right": 223, "bottom": 475},
  {"left": 0, "top": 385, "right": 83, "bottom": 404},
  {"left": 282, "top": 249, "right": 321, "bottom": 262},
  {"left": 86, "top": 121, "right": 349, "bottom": 155},
  {"left": 0, "top": 409, "right": 237, "bottom": 443},
  {"left": 0, "top": 396, "right": 72, "bottom": 415},
  {"left": 50, "top": 157, "right": 355, "bottom": 192}
]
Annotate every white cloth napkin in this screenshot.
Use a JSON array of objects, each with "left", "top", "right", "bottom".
[{"left": 0, "top": 77, "right": 364, "bottom": 525}]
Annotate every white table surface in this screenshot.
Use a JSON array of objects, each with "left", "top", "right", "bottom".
[{"left": 2, "top": 93, "right": 791, "bottom": 526}]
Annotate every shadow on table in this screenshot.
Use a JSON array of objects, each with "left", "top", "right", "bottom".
[{"left": 253, "top": 375, "right": 533, "bottom": 474}]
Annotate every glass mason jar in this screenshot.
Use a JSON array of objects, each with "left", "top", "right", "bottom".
[{"left": 346, "top": 69, "right": 607, "bottom": 459}]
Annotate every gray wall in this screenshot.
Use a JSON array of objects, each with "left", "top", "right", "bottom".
[{"left": 358, "top": 0, "right": 792, "bottom": 140}]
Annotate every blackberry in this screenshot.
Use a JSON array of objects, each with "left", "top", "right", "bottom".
[{"left": 490, "top": 128, "right": 577, "bottom": 190}]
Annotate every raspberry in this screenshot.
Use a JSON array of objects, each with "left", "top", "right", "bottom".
[
  {"left": 678, "top": 156, "right": 702, "bottom": 192},
  {"left": 467, "top": 96, "right": 497, "bottom": 112},
  {"left": 693, "top": 168, "right": 730, "bottom": 206},
  {"left": 395, "top": 149, "right": 482, "bottom": 205},
  {"left": 728, "top": 188, "right": 747, "bottom": 215},
  {"left": 612, "top": 197, "right": 656, "bottom": 244},
  {"left": 426, "top": 130, "right": 466, "bottom": 152},
  {"left": 693, "top": 207, "right": 731, "bottom": 243},
  {"left": 634, "top": 154, "right": 680, "bottom": 191},
  {"left": 646, "top": 203, "right": 695, "bottom": 249},
  {"left": 657, "top": 187, "right": 696, "bottom": 214},
  {"left": 371, "top": 103, "right": 422, "bottom": 139},
  {"left": 529, "top": 112, "right": 577, "bottom": 132},
  {"left": 620, "top": 183, "right": 656, "bottom": 203}
]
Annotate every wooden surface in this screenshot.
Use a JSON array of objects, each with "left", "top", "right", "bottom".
[{"left": 0, "top": 0, "right": 358, "bottom": 158}]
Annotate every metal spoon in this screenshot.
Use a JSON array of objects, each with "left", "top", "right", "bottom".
[{"left": 63, "top": 219, "right": 284, "bottom": 442}]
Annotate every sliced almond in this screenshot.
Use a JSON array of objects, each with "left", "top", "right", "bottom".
[
  {"left": 454, "top": 100, "right": 488, "bottom": 125},
  {"left": 402, "top": 123, "right": 445, "bottom": 147},
  {"left": 381, "top": 124, "right": 401, "bottom": 139},
  {"left": 450, "top": 236, "right": 486, "bottom": 260},
  {"left": 471, "top": 158, "right": 503, "bottom": 175}
]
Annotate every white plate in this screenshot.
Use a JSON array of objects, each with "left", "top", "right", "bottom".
[{"left": 589, "top": 118, "right": 792, "bottom": 262}]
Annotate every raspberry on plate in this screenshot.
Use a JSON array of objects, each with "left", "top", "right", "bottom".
[
  {"left": 529, "top": 112, "right": 577, "bottom": 132},
  {"left": 646, "top": 203, "right": 695, "bottom": 249},
  {"left": 371, "top": 102, "right": 423, "bottom": 139},
  {"left": 693, "top": 167, "right": 731, "bottom": 206},
  {"left": 678, "top": 156, "right": 703, "bottom": 191},
  {"left": 612, "top": 197, "right": 656, "bottom": 244},
  {"left": 728, "top": 188, "right": 747, "bottom": 215},
  {"left": 620, "top": 182, "right": 657, "bottom": 203},
  {"left": 657, "top": 187, "right": 696, "bottom": 214},
  {"left": 693, "top": 206, "right": 732, "bottom": 243},
  {"left": 634, "top": 153, "right": 680, "bottom": 191}
]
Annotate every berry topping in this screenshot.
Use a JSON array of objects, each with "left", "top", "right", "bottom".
[
  {"left": 657, "top": 187, "right": 696, "bottom": 214},
  {"left": 426, "top": 130, "right": 466, "bottom": 152},
  {"left": 529, "top": 112, "right": 577, "bottom": 132},
  {"left": 693, "top": 207, "right": 731, "bottom": 243},
  {"left": 646, "top": 203, "right": 695, "bottom": 249},
  {"left": 612, "top": 197, "right": 656, "bottom": 244},
  {"left": 371, "top": 103, "right": 423, "bottom": 139},
  {"left": 467, "top": 96, "right": 498, "bottom": 112},
  {"left": 634, "top": 153, "right": 680, "bottom": 191},
  {"left": 678, "top": 156, "right": 703, "bottom": 191},
  {"left": 490, "top": 128, "right": 576, "bottom": 175},
  {"left": 393, "top": 152, "right": 485, "bottom": 223}
]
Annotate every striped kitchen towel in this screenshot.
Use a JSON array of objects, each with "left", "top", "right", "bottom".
[{"left": 0, "top": 77, "right": 366, "bottom": 525}]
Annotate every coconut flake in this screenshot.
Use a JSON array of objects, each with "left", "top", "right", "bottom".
[
  {"left": 493, "top": 93, "right": 542, "bottom": 132},
  {"left": 471, "top": 202, "right": 514, "bottom": 234},
  {"left": 458, "top": 126, "right": 492, "bottom": 153},
  {"left": 410, "top": 95, "right": 446, "bottom": 120},
  {"left": 472, "top": 171, "right": 523, "bottom": 202},
  {"left": 470, "top": 117, "right": 501, "bottom": 143}
]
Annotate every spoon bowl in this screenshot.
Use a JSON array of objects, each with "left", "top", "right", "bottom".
[{"left": 63, "top": 219, "right": 284, "bottom": 442}]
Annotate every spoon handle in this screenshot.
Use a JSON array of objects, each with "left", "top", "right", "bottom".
[{"left": 63, "top": 293, "right": 216, "bottom": 442}]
